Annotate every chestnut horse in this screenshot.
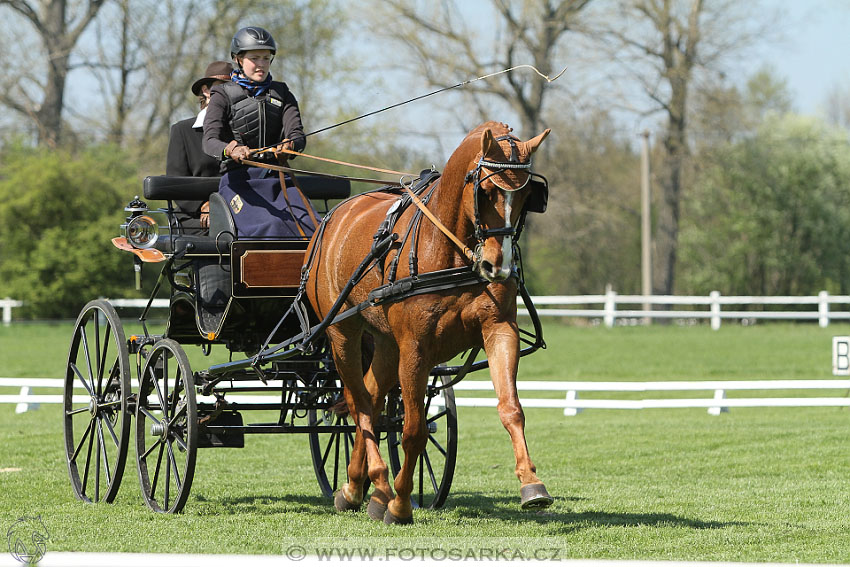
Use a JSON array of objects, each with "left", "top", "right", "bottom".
[{"left": 305, "top": 121, "right": 552, "bottom": 524}]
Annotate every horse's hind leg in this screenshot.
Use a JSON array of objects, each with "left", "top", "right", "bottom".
[
  {"left": 361, "top": 336, "right": 400, "bottom": 521},
  {"left": 485, "top": 322, "right": 554, "bottom": 510},
  {"left": 327, "top": 327, "right": 394, "bottom": 515}
]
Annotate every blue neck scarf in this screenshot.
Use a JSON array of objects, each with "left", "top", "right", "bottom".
[{"left": 231, "top": 69, "right": 273, "bottom": 97}]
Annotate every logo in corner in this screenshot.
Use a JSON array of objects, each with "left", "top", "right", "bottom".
[{"left": 7, "top": 515, "right": 49, "bottom": 565}]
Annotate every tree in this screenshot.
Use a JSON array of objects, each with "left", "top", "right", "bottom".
[
  {"left": 368, "top": 0, "right": 591, "bottom": 140},
  {"left": 0, "top": 145, "right": 140, "bottom": 317},
  {"left": 599, "top": 0, "right": 777, "bottom": 294},
  {"left": 526, "top": 109, "right": 641, "bottom": 294},
  {"left": 0, "top": 0, "right": 106, "bottom": 146},
  {"left": 678, "top": 114, "right": 850, "bottom": 296}
]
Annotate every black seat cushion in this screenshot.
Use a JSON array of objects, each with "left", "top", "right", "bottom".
[{"left": 144, "top": 176, "right": 221, "bottom": 201}]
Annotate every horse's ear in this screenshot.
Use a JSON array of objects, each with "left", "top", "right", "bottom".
[
  {"left": 481, "top": 128, "right": 496, "bottom": 155},
  {"left": 524, "top": 128, "right": 551, "bottom": 155}
]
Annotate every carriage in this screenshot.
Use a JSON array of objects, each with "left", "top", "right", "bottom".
[{"left": 62, "top": 122, "right": 550, "bottom": 518}]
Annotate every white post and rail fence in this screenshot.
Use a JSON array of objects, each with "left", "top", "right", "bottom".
[
  {"left": 4, "top": 290, "right": 850, "bottom": 329},
  {"left": 4, "top": 295, "right": 850, "bottom": 416}
]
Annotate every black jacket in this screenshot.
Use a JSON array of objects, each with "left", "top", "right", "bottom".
[
  {"left": 167, "top": 116, "right": 222, "bottom": 177},
  {"left": 166, "top": 116, "right": 220, "bottom": 234},
  {"left": 202, "top": 80, "right": 306, "bottom": 172}
]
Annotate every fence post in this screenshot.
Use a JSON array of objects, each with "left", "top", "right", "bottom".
[
  {"left": 710, "top": 291, "right": 721, "bottom": 330},
  {"left": 707, "top": 389, "right": 728, "bottom": 416},
  {"left": 563, "top": 390, "right": 581, "bottom": 417},
  {"left": 819, "top": 290, "right": 829, "bottom": 328},
  {"left": 2, "top": 297, "right": 15, "bottom": 326},
  {"left": 604, "top": 288, "right": 617, "bottom": 328}
]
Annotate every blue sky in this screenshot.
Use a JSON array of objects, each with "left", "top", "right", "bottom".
[{"left": 763, "top": 1, "right": 850, "bottom": 115}]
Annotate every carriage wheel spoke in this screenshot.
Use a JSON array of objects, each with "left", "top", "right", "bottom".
[
  {"left": 94, "top": 312, "right": 102, "bottom": 394},
  {"left": 95, "top": 417, "right": 102, "bottom": 501},
  {"left": 169, "top": 372, "right": 183, "bottom": 417},
  {"left": 162, "top": 357, "right": 170, "bottom": 417},
  {"left": 141, "top": 437, "right": 162, "bottom": 460},
  {"left": 150, "top": 368, "right": 166, "bottom": 414},
  {"left": 150, "top": 443, "right": 164, "bottom": 496},
  {"left": 428, "top": 408, "right": 448, "bottom": 422},
  {"left": 418, "top": 453, "right": 425, "bottom": 507},
  {"left": 320, "top": 432, "right": 335, "bottom": 468},
  {"left": 167, "top": 441, "right": 183, "bottom": 491},
  {"left": 422, "top": 449, "right": 439, "bottom": 493},
  {"left": 164, "top": 446, "right": 172, "bottom": 509},
  {"left": 80, "top": 325, "right": 95, "bottom": 393},
  {"left": 101, "top": 412, "right": 120, "bottom": 447},
  {"left": 72, "top": 418, "right": 95, "bottom": 461},
  {"left": 172, "top": 430, "right": 188, "bottom": 452},
  {"left": 101, "top": 356, "right": 120, "bottom": 398},
  {"left": 81, "top": 420, "right": 96, "bottom": 495},
  {"left": 168, "top": 403, "right": 187, "bottom": 425},
  {"left": 333, "top": 431, "right": 342, "bottom": 489},
  {"left": 97, "top": 418, "right": 112, "bottom": 486},
  {"left": 139, "top": 406, "right": 162, "bottom": 423},
  {"left": 428, "top": 433, "right": 448, "bottom": 457},
  {"left": 70, "top": 362, "right": 94, "bottom": 398},
  {"left": 66, "top": 406, "right": 91, "bottom": 416}
]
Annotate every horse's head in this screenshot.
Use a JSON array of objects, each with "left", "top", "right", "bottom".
[{"left": 460, "top": 122, "right": 550, "bottom": 282}]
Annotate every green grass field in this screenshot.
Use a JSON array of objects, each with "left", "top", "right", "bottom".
[{"left": 1, "top": 321, "right": 850, "bottom": 561}]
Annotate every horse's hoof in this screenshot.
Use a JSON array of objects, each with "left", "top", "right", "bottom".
[
  {"left": 334, "top": 490, "right": 360, "bottom": 512},
  {"left": 366, "top": 498, "right": 387, "bottom": 521},
  {"left": 383, "top": 508, "right": 413, "bottom": 525},
  {"left": 520, "top": 483, "right": 554, "bottom": 510}
]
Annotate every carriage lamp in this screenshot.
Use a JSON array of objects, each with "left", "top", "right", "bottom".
[{"left": 125, "top": 215, "right": 159, "bottom": 249}]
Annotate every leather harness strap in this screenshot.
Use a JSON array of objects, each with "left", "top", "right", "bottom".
[
  {"left": 402, "top": 186, "right": 474, "bottom": 263},
  {"left": 241, "top": 158, "right": 398, "bottom": 185},
  {"left": 262, "top": 146, "right": 416, "bottom": 178}
]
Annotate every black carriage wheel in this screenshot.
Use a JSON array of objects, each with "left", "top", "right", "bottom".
[
  {"left": 64, "top": 299, "right": 131, "bottom": 504},
  {"left": 308, "top": 402, "right": 370, "bottom": 499},
  {"left": 387, "top": 378, "right": 458, "bottom": 509},
  {"left": 135, "top": 339, "right": 198, "bottom": 513}
]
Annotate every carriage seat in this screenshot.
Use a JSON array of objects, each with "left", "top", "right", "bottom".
[
  {"left": 143, "top": 175, "right": 352, "bottom": 204},
  {"left": 142, "top": 174, "right": 351, "bottom": 254}
]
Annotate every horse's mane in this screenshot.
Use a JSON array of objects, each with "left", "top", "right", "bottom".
[{"left": 441, "top": 121, "right": 514, "bottom": 186}]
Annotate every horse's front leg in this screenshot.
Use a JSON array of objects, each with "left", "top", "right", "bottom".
[{"left": 484, "top": 321, "right": 554, "bottom": 509}]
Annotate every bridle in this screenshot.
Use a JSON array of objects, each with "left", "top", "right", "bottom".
[
  {"left": 463, "top": 135, "right": 544, "bottom": 277},
  {"left": 467, "top": 135, "right": 531, "bottom": 242}
]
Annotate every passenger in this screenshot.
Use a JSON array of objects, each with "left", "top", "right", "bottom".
[
  {"left": 202, "top": 26, "right": 317, "bottom": 239},
  {"left": 166, "top": 61, "right": 233, "bottom": 234}
]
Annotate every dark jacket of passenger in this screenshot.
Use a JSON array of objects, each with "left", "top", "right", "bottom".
[{"left": 167, "top": 116, "right": 222, "bottom": 178}]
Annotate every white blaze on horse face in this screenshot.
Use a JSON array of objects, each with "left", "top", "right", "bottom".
[{"left": 498, "top": 191, "right": 515, "bottom": 279}]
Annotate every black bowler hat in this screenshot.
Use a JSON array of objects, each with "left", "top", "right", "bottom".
[{"left": 191, "top": 61, "right": 233, "bottom": 95}]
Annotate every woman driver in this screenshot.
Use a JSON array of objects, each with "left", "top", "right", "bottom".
[{"left": 202, "top": 26, "right": 316, "bottom": 238}]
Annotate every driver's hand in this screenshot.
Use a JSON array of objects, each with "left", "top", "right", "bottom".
[
  {"left": 229, "top": 145, "right": 251, "bottom": 162},
  {"left": 273, "top": 140, "right": 294, "bottom": 157},
  {"left": 200, "top": 201, "right": 210, "bottom": 229}
]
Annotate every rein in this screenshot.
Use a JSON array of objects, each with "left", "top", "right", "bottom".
[
  {"left": 241, "top": 158, "right": 401, "bottom": 186},
  {"left": 402, "top": 185, "right": 475, "bottom": 262}
]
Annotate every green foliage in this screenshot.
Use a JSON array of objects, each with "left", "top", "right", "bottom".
[
  {"left": 0, "top": 144, "right": 141, "bottom": 318},
  {"left": 679, "top": 114, "right": 850, "bottom": 295},
  {"left": 525, "top": 110, "right": 641, "bottom": 295}
]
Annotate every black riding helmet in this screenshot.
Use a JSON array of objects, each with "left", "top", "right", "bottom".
[{"left": 230, "top": 26, "right": 277, "bottom": 61}]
